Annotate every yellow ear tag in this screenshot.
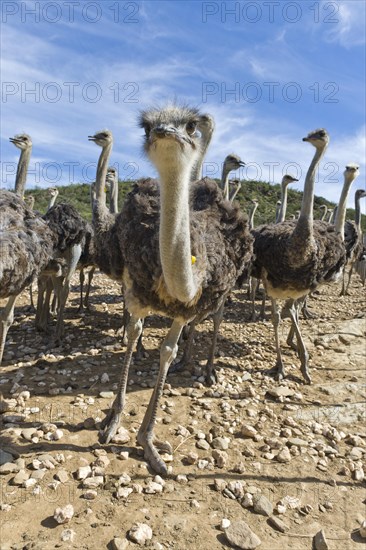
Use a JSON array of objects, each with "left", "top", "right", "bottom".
[{"left": 191, "top": 256, "right": 196, "bottom": 265}]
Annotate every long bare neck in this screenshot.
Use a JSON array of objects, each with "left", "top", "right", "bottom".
[
  {"left": 335, "top": 176, "right": 355, "bottom": 239},
  {"left": 159, "top": 163, "right": 198, "bottom": 303},
  {"left": 47, "top": 194, "right": 57, "bottom": 211},
  {"left": 221, "top": 164, "right": 231, "bottom": 201},
  {"left": 295, "top": 146, "right": 326, "bottom": 236},
  {"left": 275, "top": 203, "right": 281, "bottom": 222},
  {"left": 249, "top": 204, "right": 258, "bottom": 230},
  {"left": 15, "top": 147, "right": 32, "bottom": 196},
  {"left": 109, "top": 176, "right": 118, "bottom": 214},
  {"left": 320, "top": 207, "right": 327, "bottom": 221},
  {"left": 191, "top": 124, "right": 213, "bottom": 182},
  {"left": 277, "top": 183, "right": 289, "bottom": 223},
  {"left": 93, "top": 142, "right": 113, "bottom": 223},
  {"left": 355, "top": 196, "right": 362, "bottom": 230}
]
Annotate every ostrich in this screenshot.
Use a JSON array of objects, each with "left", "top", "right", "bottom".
[
  {"left": 25, "top": 195, "right": 35, "bottom": 210},
  {"left": 96, "top": 105, "right": 252, "bottom": 473},
  {"left": 252, "top": 175, "right": 298, "bottom": 320},
  {"left": 253, "top": 129, "right": 348, "bottom": 384},
  {"left": 220, "top": 154, "right": 245, "bottom": 200},
  {"left": 276, "top": 175, "right": 299, "bottom": 223},
  {"left": 9, "top": 134, "right": 32, "bottom": 197},
  {"left": 319, "top": 204, "right": 328, "bottom": 221},
  {"left": 340, "top": 183, "right": 364, "bottom": 295},
  {"left": 1, "top": 135, "right": 55, "bottom": 364}
]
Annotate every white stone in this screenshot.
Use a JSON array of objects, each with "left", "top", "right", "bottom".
[
  {"left": 54, "top": 504, "right": 74, "bottom": 524},
  {"left": 128, "top": 523, "right": 153, "bottom": 545}
]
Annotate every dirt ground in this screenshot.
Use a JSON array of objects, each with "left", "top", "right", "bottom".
[{"left": 0, "top": 272, "right": 365, "bottom": 550}]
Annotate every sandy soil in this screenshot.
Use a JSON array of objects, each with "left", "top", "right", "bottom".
[{"left": 0, "top": 272, "right": 365, "bottom": 550}]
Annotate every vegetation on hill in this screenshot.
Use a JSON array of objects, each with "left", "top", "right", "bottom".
[{"left": 24, "top": 180, "right": 366, "bottom": 231}]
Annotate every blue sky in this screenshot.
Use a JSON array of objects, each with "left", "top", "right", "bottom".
[{"left": 1, "top": 0, "right": 365, "bottom": 211}]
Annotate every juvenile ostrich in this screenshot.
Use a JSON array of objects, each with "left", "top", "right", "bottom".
[
  {"left": 220, "top": 154, "right": 245, "bottom": 200},
  {"left": 276, "top": 174, "right": 299, "bottom": 223},
  {"left": 340, "top": 182, "right": 364, "bottom": 295},
  {"left": 98, "top": 105, "right": 252, "bottom": 473},
  {"left": 1, "top": 134, "right": 55, "bottom": 363},
  {"left": 253, "top": 129, "right": 347, "bottom": 383}
]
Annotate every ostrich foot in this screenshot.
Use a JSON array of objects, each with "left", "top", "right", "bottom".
[
  {"left": 169, "top": 358, "right": 188, "bottom": 374},
  {"left": 205, "top": 367, "right": 217, "bottom": 387},
  {"left": 268, "top": 361, "right": 285, "bottom": 381},
  {"left": 300, "top": 365, "right": 312, "bottom": 385},
  {"left": 99, "top": 408, "right": 122, "bottom": 444},
  {"left": 136, "top": 431, "right": 172, "bottom": 475}
]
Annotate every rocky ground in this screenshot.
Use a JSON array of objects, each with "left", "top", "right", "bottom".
[{"left": 0, "top": 273, "right": 365, "bottom": 550}]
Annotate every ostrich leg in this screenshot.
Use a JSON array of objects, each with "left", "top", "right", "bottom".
[
  {"left": 137, "top": 319, "right": 184, "bottom": 474},
  {"left": 287, "top": 300, "right": 311, "bottom": 384},
  {"left": 205, "top": 300, "right": 226, "bottom": 386},
  {"left": 84, "top": 266, "right": 95, "bottom": 309},
  {"left": 169, "top": 319, "right": 197, "bottom": 374},
  {"left": 78, "top": 268, "right": 85, "bottom": 312},
  {"left": 100, "top": 316, "right": 143, "bottom": 441},
  {"left": 55, "top": 243, "right": 82, "bottom": 343},
  {"left": 0, "top": 296, "right": 17, "bottom": 365},
  {"left": 270, "top": 298, "right": 285, "bottom": 380}
]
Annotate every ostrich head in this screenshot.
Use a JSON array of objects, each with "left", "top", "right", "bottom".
[
  {"left": 319, "top": 204, "right": 327, "bottom": 211},
  {"left": 223, "top": 154, "right": 246, "bottom": 172},
  {"left": 106, "top": 166, "right": 117, "bottom": 186},
  {"left": 139, "top": 105, "right": 211, "bottom": 172},
  {"left": 344, "top": 163, "right": 359, "bottom": 183},
  {"left": 282, "top": 174, "right": 298, "bottom": 186},
  {"left": 302, "top": 128, "right": 329, "bottom": 149},
  {"left": 9, "top": 133, "right": 32, "bottom": 150},
  {"left": 88, "top": 130, "right": 113, "bottom": 148},
  {"left": 48, "top": 187, "right": 59, "bottom": 199},
  {"left": 251, "top": 198, "right": 258, "bottom": 206},
  {"left": 355, "top": 189, "right": 366, "bottom": 200},
  {"left": 25, "top": 195, "right": 35, "bottom": 209}
]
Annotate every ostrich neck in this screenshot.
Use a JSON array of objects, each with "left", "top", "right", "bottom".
[
  {"left": 93, "top": 142, "right": 113, "bottom": 230},
  {"left": 355, "top": 196, "right": 362, "bottom": 230},
  {"left": 221, "top": 166, "right": 231, "bottom": 201},
  {"left": 249, "top": 204, "right": 258, "bottom": 230},
  {"left": 320, "top": 208, "right": 327, "bottom": 221},
  {"left": 278, "top": 183, "right": 288, "bottom": 223},
  {"left": 335, "top": 177, "right": 354, "bottom": 239},
  {"left": 191, "top": 126, "right": 213, "bottom": 182},
  {"left": 47, "top": 195, "right": 57, "bottom": 211},
  {"left": 159, "top": 165, "right": 198, "bottom": 303},
  {"left": 109, "top": 178, "right": 118, "bottom": 214},
  {"left": 293, "top": 146, "right": 325, "bottom": 240},
  {"left": 15, "top": 147, "right": 32, "bottom": 196}
]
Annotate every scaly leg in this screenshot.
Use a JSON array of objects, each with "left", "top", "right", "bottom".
[
  {"left": 344, "top": 264, "right": 354, "bottom": 295},
  {"left": 287, "top": 300, "right": 311, "bottom": 384},
  {"left": 0, "top": 295, "right": 17, "bottom": 365},
  {"left": 78, "top": 268, "right": 85, "bottom": 312},
  {"left": 100, "top": 316, "right": 143, "bottom": 442},
  {"left": 84, "top": 266, "right": 95, "bottom": 308},
  {"left": 169, "top": 319, "right": 196, "bottom": 374},
  {"left": 55, "top": 244, "right": 82, "bottom": 343},
  {"left": 137, "top": 319, "right": 184, "bottom": 474},
  {"left": 270, "top": 298, "right": 285, "bottom": 380},
  {"left": 249, "top": 277, "right": 259, "bottom": 321},
  {"left": 205, "top": 301, "right": 225, "bottom": 386}
]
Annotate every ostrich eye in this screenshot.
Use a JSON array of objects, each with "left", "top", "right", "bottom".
[
  {"left": 144, "top": 125, "right": 150, "bottom": 137},
  {"left": 186, "top": 121, "right": 197, "bottom": 135}
]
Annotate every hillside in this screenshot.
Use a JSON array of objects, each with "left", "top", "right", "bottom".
[{"left": 24, "top": 179, "right": 366, "bottom": 231}]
